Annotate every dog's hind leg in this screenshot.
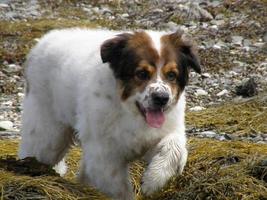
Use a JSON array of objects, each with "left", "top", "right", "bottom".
[{"left": 18, "top": 94, "right": 74, "bottom": 175}]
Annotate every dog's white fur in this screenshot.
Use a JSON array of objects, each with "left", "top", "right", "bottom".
[{"left": 19, "top": 29, "right": 188, "bottom": 200}]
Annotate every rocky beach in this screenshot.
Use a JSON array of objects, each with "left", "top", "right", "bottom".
[{"left": 0, "top": 0, "right": 266, "bottom": 199}]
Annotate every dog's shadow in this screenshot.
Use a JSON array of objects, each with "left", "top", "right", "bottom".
[{"left": 0, "top": 156, "right": 58, "bottom": 177}]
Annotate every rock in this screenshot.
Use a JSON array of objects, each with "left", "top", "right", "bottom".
[
  {"left": 215, "top": 14, "right": 224, "bottom": 20},
  {"left": 195, "top": 89, "right": 208, "bottom": 96},
  {"left": 224, "top": 134, "right": 236, "bottom": 140},
  {"left": 0, "top": 121, "right": 14, "bottom": 131},
  {"left": 202, "top": 40, "right": 215, "bottom": 48},
  {"left": 7, "top": 64, "right": 21, "bottom": 72},
  {"left": 175, "top": 2, "right": 213, "bottom": 22},
  {"left": 152, "top": 8, "right": 164, "bottom": 13},
  {"left": 121, "top": 13, "right": 129, "bottom": 18},
  {"left": 235, "top": 78, "right": 257, "bottom": 97},
  {"left": 165, "top": 21, "right": 179, "bottom": 31},
  {"left": 201, "top": 131, "right": 216, "bottom": 138},
  {"left": 209, "top": 25, "right": 218, "bottom": 31},
  {"left": 0, "top": 3, "right": 9, "bottom": 8},
  {"left": 215, "top": 135, "right": 226, "bottom": 141},
  {"left": 82, "top": 7, "right": 92, "bottom": 14},
  {"left": 210, "top": 19, "right": 225, "bottom": 26},
  {"left": 101, "top": 7, "right": 113, "bottom": 15},
  {"left": 92, "top": 7, "right": 99, "bottom": 13},
  {"left": 0, "top": 131, "right": 20, "bottom": 139},
  {"left": 232, "top": 61, "right": 246, "bottom": 73},
  {"left": 213, "top": 44, "right": 221, "bottom": 49},
  {"left": 189, "top": 106, "right": 206, "bottom": 111},
  {"left": 263, "top": 32, "right": 267, "bottom": 42},
  {"left": 216, "top": 89, "right": 228, "bottom": 96},
  {"left": 243, "top": 39, "right": 251, "bottom": 47},
  {"left": 252, "top": 42, "right": 265, "bottom": 48},
  {"left": 201, "top": 73, "right": 211, "bottom": 79},
  {"left": 231, "top": 36, "right": 243, "bottom": 46}
]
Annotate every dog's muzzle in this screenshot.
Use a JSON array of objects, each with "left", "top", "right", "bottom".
[{"left": 151, "top": 92, "right": 169, "bottom": 109}]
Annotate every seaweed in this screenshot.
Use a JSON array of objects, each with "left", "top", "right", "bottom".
[
  {"left": 186, "top": 94, "right": 267, "bottom": 136},
  {"left": 0, "top": 139, "right": 266, "bottom": 200}
]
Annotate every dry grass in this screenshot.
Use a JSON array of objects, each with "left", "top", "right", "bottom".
[
  {"left": 0, "top": 138, "right": 266, "bottom": 200},
  {"left": 186, "top": 95, "right": 267, "bottom": 136}
]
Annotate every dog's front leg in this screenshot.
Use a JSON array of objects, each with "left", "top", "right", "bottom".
[
  {"left": 78, "top": 145, "right": 134, "bottom": 200},
  {"left": 141, "top": 133, "right": 188, "bottom": 195}
]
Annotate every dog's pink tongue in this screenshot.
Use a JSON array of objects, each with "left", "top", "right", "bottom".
[{"left": 145, "top": 110, "right": 165, "bottom": 128}]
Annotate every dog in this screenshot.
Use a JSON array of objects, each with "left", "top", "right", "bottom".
[{"left": 18, "top": 28, "right": 201, "bottom": 199}]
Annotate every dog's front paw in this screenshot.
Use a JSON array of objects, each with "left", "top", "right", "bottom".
[
  {"left": 141, "top": 137, "right": 188, "bottom": 196},
  {"left": 141, "top": 154, "right": 174, "bottom": 195},
  {"left": 141, "top": 168, "right": 167, "bottom": 195}
]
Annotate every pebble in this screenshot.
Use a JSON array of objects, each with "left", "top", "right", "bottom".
[
  {"left": 0, "top": 121, "right": 14, "bottom": 131},
  {"left": 216, "top": 89, "right": 228, "bottom": 97},
  {"left": 152, "top": 8, "right": 163, "bottom": 13},
  {"left": 189, "top": 106, "right": 206, "bottom": 111},
  {"left": 231, "top": 36, "right": 243, "bottom": 46},
  {"left": 195, "top": 89, "right": 208, "bottom": 96},
  {"left": 211, "top": 19, "right": 225, "bottom": 26},
  {"left": 201, "top": 131, "right": 217, "bottom": 138},
  {"left": 201, "top": 73, "right": 211, "bottom": 79},
  {"left": 235, "top": 78, "right": 257, "bottom": 97},
  {"left": 165, "top": 21, "right": 179, "bottom": 31},
  {"left": 263, "top": 32, "right": 267, "bottom": 42},
  {"left": 213, "top": 44, "right": 221, "bottom": 49},
  {"left": 121, "top": 13, "right": 129, "bottom": 18},
  {"left": 0, "top": 3, "right": 9, "bottom": 8}
]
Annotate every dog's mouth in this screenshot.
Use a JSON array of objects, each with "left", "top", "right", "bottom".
[{"left": 136, "top": 102, "right": 165, "bottom": 129}]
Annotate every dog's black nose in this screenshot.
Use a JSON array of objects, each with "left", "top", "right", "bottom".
[{"left": 152, "top": 92, "right": 169, "bottom": 107}]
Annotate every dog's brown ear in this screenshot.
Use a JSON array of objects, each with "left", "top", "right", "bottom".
[
  {"left": 100, "top": 33, "right": 132, "bottom": 64},
  {"left": 171, "top": 30, "right": 201, "bottom": 74}
]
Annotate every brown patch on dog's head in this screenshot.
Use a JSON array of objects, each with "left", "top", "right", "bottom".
[
  {"left": 100, "top": 30, "right": 201, "bottom": 101},
  {"left": 101, "top": 31, "right": 159, "bottom": 100},
  {"left": 160, "top": 30, "right": 201, "bottom": 99}
]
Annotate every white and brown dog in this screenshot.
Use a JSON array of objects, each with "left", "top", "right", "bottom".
[{"left": 19, "top": 29, "right": 201, "bottom": 199}]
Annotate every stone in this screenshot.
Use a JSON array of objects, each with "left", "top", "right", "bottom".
[
  {"left": 0, "top": 121, "right": 14, "bottom": 131},
  {"left": 0, "top": 3, "right": 9, "bottom": 8},
  {"left": 216, "top": 89, "right": 228, "bottom": 96},
  {"left": 231, "top": 36, "right": 243, "bottom": 46},
  {"left": 211, "top": 19, "right": 225, "bottom": 26},
  {"left": 176, "top": 2, "right": 213, "bottom": 22},
  {"left": 213, "top": 44, "right": 221, "bottom": 49},
  {"left": 216, "top": 135, "right": 226, "bottom": 141},
  {"left": 243, "top": 39, "right": 251, "bottom": 47},
  {"left": 189, "top": 106, "right": 206, "bottom": 111},
  {"left": 121, "top": 13, "right": 129, "bottom": 18},
  {"left": 101, "top": 7, "right": 113, "bottom": 15},
  {"left": 82, "top": 7, "right": 92, "bottom": 14},
  {"left": 201, "top": 73, "right": 211, "bottom": 78},
  {"left": 209, "top": 25, "right": 218, "bottom": 31},
  {"left": 152, "top": 8, "right": 163, "bottom": 13},
  {"left": 215, "top": 14, "right": 224, "bottom": 20},
  {"left": 7, "top": 64, "right": 21, "bottom": 72},
  {"left": 263, "top": 32, "right": 267, "bottom": 42},
  {"left": 165, "top": 21, "right": 179, "bottom": 31},
  {"left": 201, "top": 131, "right": 216, "bottom": 138},
  {"left": 195, "top": 89, "right": 208, "bottom": 96},
  {"left": 92, "top": 7, "right": 99, "bottom": 13},
  {"left": 235, "top": 78, "right": 257, "bottom": 97}
]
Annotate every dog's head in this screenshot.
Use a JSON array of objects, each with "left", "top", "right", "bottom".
[{"left": 101, "top": 30, "right": 201, "bottom": 128}]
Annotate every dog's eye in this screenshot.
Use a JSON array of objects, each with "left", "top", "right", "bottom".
[
  {"left": 166, "top": 71, "right": 177, "bottom": 82},
  {"left": 135, "top": 70, "right": 150, "bottom": 81}
]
